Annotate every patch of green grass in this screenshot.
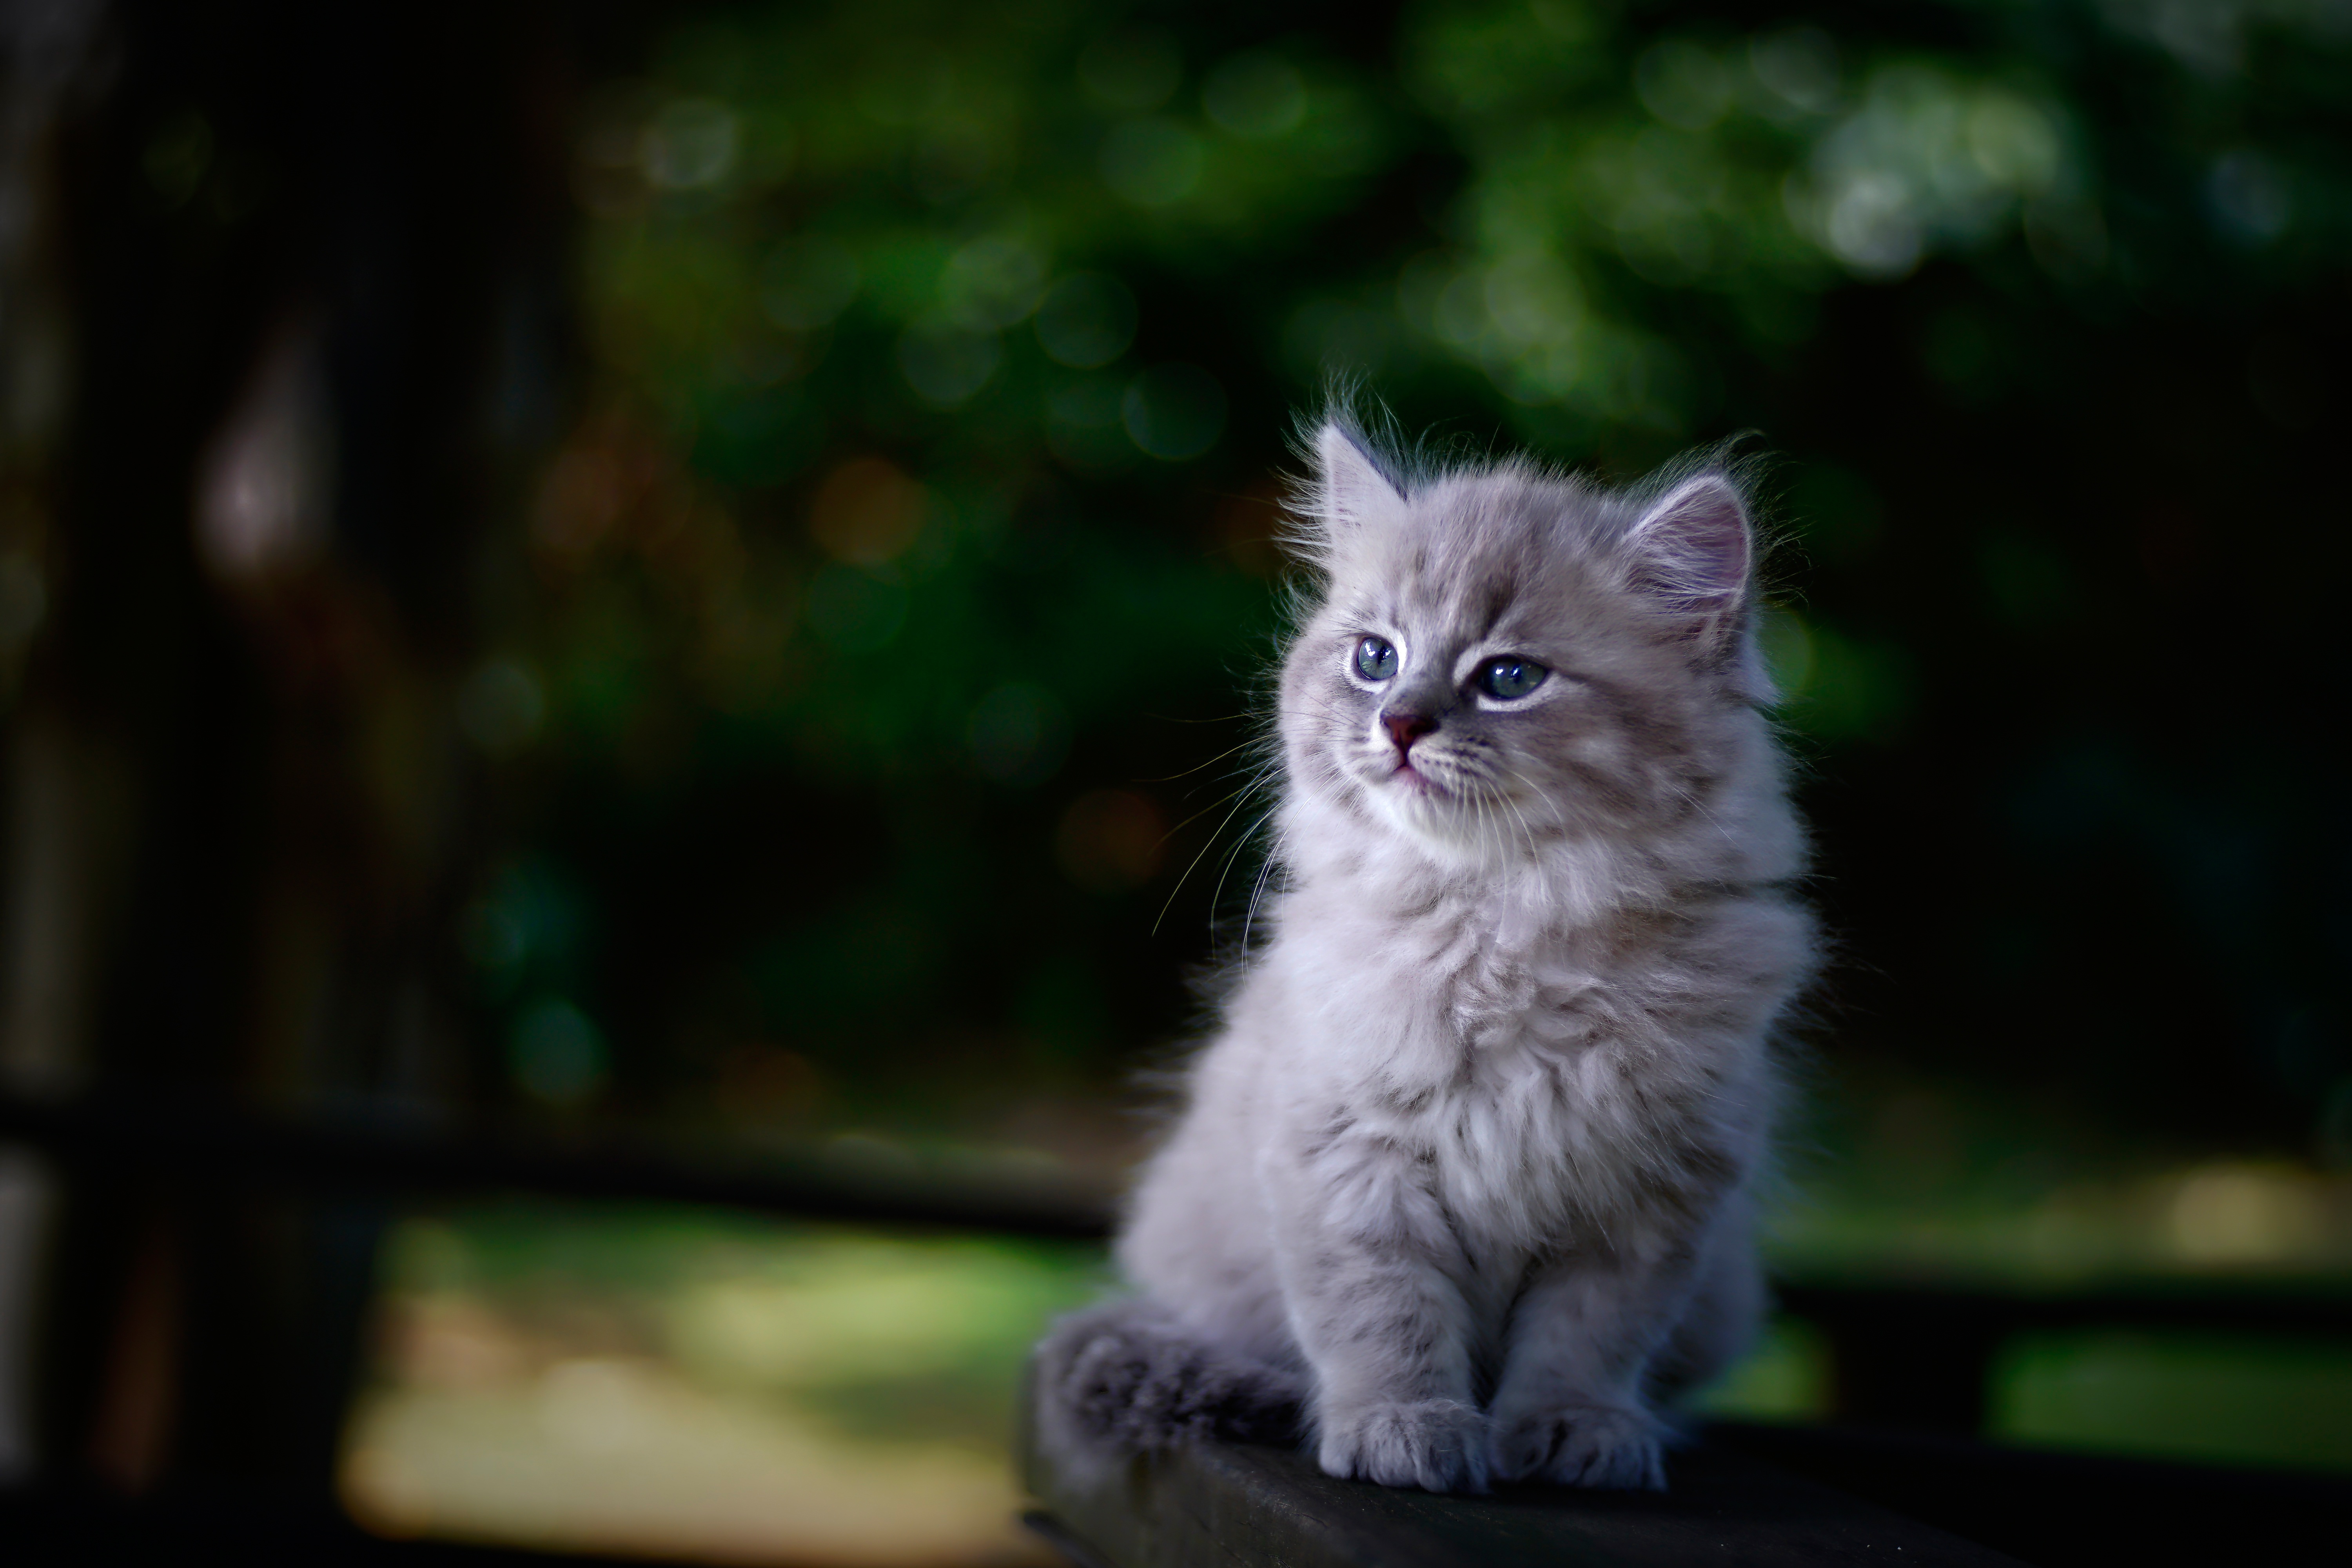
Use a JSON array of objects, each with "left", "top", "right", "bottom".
[{"left": 372, "top": 1204, "right": 1114, "bottom": 1452}]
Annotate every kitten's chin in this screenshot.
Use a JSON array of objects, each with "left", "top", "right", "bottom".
[{"left": 1363, "top": 773, "right": 1536, "bottom": 868}]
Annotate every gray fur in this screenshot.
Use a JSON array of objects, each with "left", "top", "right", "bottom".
[{"left": 1034, "top": 417, "right": 1815, "bottom": 1494}]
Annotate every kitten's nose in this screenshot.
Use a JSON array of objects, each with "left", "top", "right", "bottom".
[{"left": 1382, "top": 708, "right": 1437, "bottom": 754}]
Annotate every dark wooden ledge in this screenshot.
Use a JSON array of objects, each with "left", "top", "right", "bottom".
[{"left": 1020, "top": 1415, "right": 2024, "bottom": 1568}]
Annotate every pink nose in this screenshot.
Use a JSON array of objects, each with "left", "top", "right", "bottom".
[{"left": 1382, "top": 710, "right": 1436, "bottom": 753}]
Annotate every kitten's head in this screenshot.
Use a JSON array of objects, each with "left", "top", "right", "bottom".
[{"left": 1277, "top": 418, "right": 1769, "bottom": 865}]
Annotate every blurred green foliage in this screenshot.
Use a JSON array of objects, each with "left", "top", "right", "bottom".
[
  {"left": 459, "top": 0, "right": 2351, "bottom": 1158},
  {"left": 1994, "top": 1328, "right": 2352, "bottom": 1471}
]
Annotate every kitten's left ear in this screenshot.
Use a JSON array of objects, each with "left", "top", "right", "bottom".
[{"left": 1625, "top": 473, "right": 1752, "bottom": 659}]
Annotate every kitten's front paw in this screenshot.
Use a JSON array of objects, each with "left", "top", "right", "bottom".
[
  {"left": 1317, "top": 1399, "right": 1492, "bottom": 1493},
  {"left": 1493, "top": 1403, "right": 1667, "bottom": 1491}
]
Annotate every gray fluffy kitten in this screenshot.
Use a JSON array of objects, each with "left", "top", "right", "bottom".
[{"left": 1035, "top": 417, "right": 1815, "bottom": 1494}]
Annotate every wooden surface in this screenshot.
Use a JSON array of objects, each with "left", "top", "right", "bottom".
[{"left": 1022, "top": 1417, "right": 2027, "bottom": 1568}]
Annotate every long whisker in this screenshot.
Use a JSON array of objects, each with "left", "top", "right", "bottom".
[
  {"left": 1208, "top": 801, "right": 1270, "bottom": 913},
  {"left": 1501, "top": 763, "right": 1570, "bottom": 836},
  {"left": 1156, "top": 764, "right": 1277, "bottom": 848},
  {"left": 1154, "top": 765, "right": 1278, "bottom": 935},
  {"left": 1241, "top": 847, "right": 1283, "bottom": 960},
  {"left": 1136, "top": 736, "right": 1267, "bottom": 784},
  {"left": 1496, "top": 781, "right": 1539, "bottom": 861},
  {"left": 1209, "top": 806, "right": 1279, "bottom": 936},
  {"left": 1482, "top": 758, "right": 1544, "bottom": 858}
]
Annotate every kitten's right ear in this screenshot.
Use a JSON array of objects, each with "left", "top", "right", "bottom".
[{"left": 1312, "top": 421, "right": 1408, "bottom": 534}]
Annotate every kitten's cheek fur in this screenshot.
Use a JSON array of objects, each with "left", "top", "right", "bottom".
[
  {"left": 1316, "top": 1398, "right": 1493, "bottom": 1494},
  {"left": 1492, "top": 1403, "right": 1668, "bottom": 1492}
]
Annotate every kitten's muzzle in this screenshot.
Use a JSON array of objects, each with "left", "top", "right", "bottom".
[{"left": 1381, "top": 706, "right": 1439, "bottom": 757}]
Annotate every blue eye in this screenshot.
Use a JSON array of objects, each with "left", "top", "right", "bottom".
[
  {"left": 1354, "top": 637, "right": 1398, "bottom": 681},
  {"left": 1475, "top": 657, "right": 1547, "bottom": 700}
]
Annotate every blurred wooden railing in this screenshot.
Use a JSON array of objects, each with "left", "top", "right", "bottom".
[
  {"left": 6, "top": 1083, "right": 2352, "bottom": 1565},
  {"left": 0, "top": 1088, "right": 1112, "bottom": 1240}
]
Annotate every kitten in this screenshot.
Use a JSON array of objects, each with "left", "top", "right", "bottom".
[{"left": 1035, "top": 416, "right": 1815, "bottom": 1494}]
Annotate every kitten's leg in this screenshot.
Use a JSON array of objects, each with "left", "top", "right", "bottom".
[
  {"left": 1270, "top": 1148, "right": 1492, "bottom": 1493},
  {"left": 1031, "top": 1298, "right": 1303, "bottom": 1477},
  {"left": 1486, "top": 1232, "right": 1713, "bottom": 1492},
  {"left": 1646, "top": 1223, "right": 1764, "bottom": 1408}
]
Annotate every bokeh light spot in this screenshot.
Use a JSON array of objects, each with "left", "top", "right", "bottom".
[
  {"left": 941, "top": 236, "right": 1047, "bottom": 331},
  {"left": 1034, "top": 273, "right": 1138, "bottom": 368},
  {"left": 1966, "top": 96, "right": 2059, "bottom": 190},
  {"left": 1750, "top": 27, "right": 1840, "bottom": 116},
  {"left": 511, "top": 1000, "right": 609, "bottom": 1107},
  {"left": 1121, "top": 363, "right": 1226, "bottom": 461},
  {"left": 807, "top": 458, "right": 926, "bottom": 568},
  {"left": 1820, "top": 171, "right": 1924, "bottom": 278},
  {"left": 758, "top": 238, "right": 860, "bottom": 332},
  {"left": 196, "top": 330, "right": 334, "bottom": 581},
  {"left": 2208, "top": 151, "right": 2291, "bottom": 245},
  {"left": 1100, "top": 118, "right": 1204, "bottom": 207},
  {"left": 639, "top": 99, "right": 739, "bottom": 191},
  {"left": 895, "top": 317, "right": 1000, "bottom": 407}
]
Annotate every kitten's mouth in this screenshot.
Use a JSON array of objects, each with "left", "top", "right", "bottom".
[{"left": 1387, "top": 759, "right": 1444, "bottom": 794}]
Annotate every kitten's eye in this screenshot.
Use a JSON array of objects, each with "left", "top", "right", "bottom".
[
  {"left": 1475, "top": 657, "right": 1548, "bottom": 700},
  {"left": 1354, "top": 637, "right": 1399, "bottom": 681}
]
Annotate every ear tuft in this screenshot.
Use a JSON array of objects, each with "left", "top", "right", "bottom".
[
  {"left": 1625, "top": 474, "right": 1752, "bottom": 656},
  {"left": 1313, "top": 421, "right": 1408, "bottom": 532}
]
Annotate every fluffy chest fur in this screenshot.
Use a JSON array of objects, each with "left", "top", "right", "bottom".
[{"left": 1255, "top": 865, "right": 1777, "bottom": 1280}]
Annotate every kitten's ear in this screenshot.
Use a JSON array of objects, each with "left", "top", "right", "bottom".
[
  {"left": 1312, "top": 421, "right": 1408, "bottom": 532},
  {"left": 1625, "top": 473, "right": 1752, "bottom": 658}
]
